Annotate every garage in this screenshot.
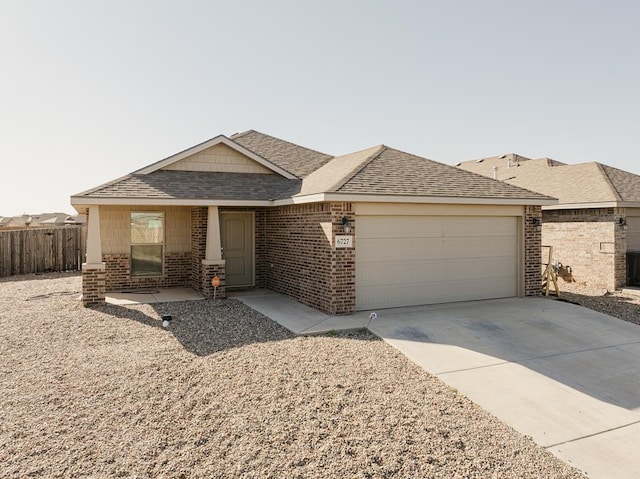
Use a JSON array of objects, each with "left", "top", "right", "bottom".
[
  {"left": 628, "top": 216, "right": 640, "bottom": 253},
  {"left": 627, "top": 216, "right": 640, "bottom": 286},
  {"left": 356, "top": 213, "right": 520, "bottom": 310}
]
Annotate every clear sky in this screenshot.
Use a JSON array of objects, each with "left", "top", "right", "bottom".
[{"left": 2, "top": 0, "right": 639, "bottom": 216}]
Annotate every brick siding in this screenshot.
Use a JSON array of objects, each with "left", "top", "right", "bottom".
[
  {"left": 191, "top": 207, "right": 207, "bottom": 292},
  {"left": 329, "top": 203, "right": 356, "bottom": 314},
  {"left": 542, "top": 207, "right": 626, "bottom": 290},
  {"left": 201, "top": 261, "right": 226, "bottom": 299},
  {"left": 524, "top": 205, "right": 543, "bottom": 296},
  {"left": 265, "top": 202, "right": 355, "bottom": 314},
  {"left": 103, "top": 252, "right": 191, "bottom": 291},
  {"left": 82, "top": 267, "right": 106, "bottom": 305}
]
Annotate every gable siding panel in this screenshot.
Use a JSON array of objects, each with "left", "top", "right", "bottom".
[{"left": 162, "top": 143, "right": 274, "bottom": 174}]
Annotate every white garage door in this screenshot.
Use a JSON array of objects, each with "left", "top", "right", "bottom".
[
  {"left": 356, "top": 215, "right": 519, "bottom": 310},
  {"left": 627, "top": 217, "right": 640, "bottom": 252}
]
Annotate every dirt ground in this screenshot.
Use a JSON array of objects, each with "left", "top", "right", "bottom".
[{"left": 1, "top": 273, "right": 584, "bottom": 478}]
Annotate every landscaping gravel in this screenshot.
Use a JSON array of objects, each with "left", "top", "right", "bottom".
[
  {"left": 1, "top": 272, "right": 585, "bottom": 478},
  {"left": 557, "top": 280, "right": 640, "bottom": 326}
]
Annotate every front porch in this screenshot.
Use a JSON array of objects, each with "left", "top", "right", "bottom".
[{"left": 81, "top": 205, "right": 231, "bottom": 305}]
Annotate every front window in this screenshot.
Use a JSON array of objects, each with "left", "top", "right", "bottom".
[{"left": 130, "top": 212, "right": 164, "bottom": 277}]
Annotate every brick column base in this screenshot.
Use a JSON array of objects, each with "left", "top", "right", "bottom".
[
  {"left": 201, "top": 260, "right": 226, "bottom": 299},
  {"left": 82, "top": 263, "right": 106, "bottom": 306}
]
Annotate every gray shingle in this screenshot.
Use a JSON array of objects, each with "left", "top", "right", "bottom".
[
  {"left": 74, "top": 133, "right": 555, "bottom": 203},
  {"left": 80, "top": 170, "right": 299, "bottom": 201},
  {"left": 231, "top": 130, "right": 333, "bottom": 178},
  {"left": 337, "top": 147, "right": 551, "bottom": 199},
  {"left": 458, "top": 155, "right": 640, "bottom": 204}
]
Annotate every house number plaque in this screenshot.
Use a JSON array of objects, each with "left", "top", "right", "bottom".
[{"left": 335, "top": 235, "right": 353, "bottom": 248}]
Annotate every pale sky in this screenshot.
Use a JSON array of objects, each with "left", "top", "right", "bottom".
[{"left": 2, "top": 1, "right": 639, "bottom": 216}]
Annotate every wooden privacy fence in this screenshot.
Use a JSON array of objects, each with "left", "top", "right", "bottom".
[{"left": 0, "top": 226, "right": 86, "bottom": 277}]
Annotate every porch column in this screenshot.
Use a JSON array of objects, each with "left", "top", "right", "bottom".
[
  {"left": 82, "top": 205, "right": 106, "bottom": 305},
  {"left": 202, "top": 206, "right": 226, "bottom": 299},
  {"left": 205, "top": 206, "right": 222, "bottom": 261}
]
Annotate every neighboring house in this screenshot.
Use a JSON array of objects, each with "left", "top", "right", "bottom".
[
  {"left": 458, "top": 154, "right": 640, "bottom": 290},
  {"left": 71, "top": 130, "right": 554, "bottom": 313},
  {"left": 0, "top": 213, "right": 85, "bottom": 229}
]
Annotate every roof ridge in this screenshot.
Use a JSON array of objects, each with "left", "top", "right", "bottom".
[
  {"left": 331, "top": 145, "right": 386, "bottom": 192},
  {"left": 254, "top": 130, "right": 333, "bottom": 158},
  {"left": 596, "top": 162, "right": 623, "bottom": 202},
  {"left": 229, "top": 129, "right": 254, "bottom": 140}
]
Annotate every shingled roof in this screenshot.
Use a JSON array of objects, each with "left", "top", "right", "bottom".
[
  {"left": 458, "top": 154, "right": 640, "bottom": 206},
  {"left": 297, "top": 146, "right": 550, "bottom": 200},
  {"left": 75, "top": 171, "right": 298, "bottom": 201},
  {"left": 72, "top": 131, "right": 556, "bottom": 207},
  {"left": 231, "top": 130, "right": 333, "bottom": 178}
]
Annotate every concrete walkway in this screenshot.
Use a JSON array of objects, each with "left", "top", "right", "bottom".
[
  {"left": 234, "top": 290, "right": 640, "bottom": 478},
  {"left": 105, "top": 287, "right": 204, "bottom": 305}
]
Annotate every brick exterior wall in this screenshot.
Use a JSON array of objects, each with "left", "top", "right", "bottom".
[
  {"left": 102, "top": 252, "right": 191, "bottom": 291},
  {"left": 614, "top": 208, "right": 628, "bottom": 289},
  {"left": 191, "top": 207, "right": 207, "bottom": 292},
  {"left": 255, "top": 208, "right": 267, "bottom": 288},
  {"left": 329, "top": 203, "right": 356, "bottom": 314},
  {"left": 542, "top": 207, "right": 626, "bottom": 290},
  {"left": 265, "top": 202, "right": 355, "bottom": 314},
  {"left": 201, "top": 261, "right": 226, "bottom": 299},
  {"left": 524, "top": 205, "right": 543, "bottom": 296},
  {"left": 82, "top": 267, "right": 106, "bottom": 305},
  {"left": 266, "top": 203, "right": 333, "bottom": 312}
]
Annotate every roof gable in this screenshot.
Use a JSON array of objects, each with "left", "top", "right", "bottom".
[
  {"left": 161, "top": 143, "right": 274, "bottom": 175},
  {"left": 134, "top": 135, "right": 296, "bottom": 179}
]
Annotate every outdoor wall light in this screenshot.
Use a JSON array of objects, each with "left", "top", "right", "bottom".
[
  {"left": 619, "top": 218, "right": 628, "bottom": 229},
  {"left": 531, "top": 217, "right": 541, "bottom": 228},
  {"left": 341, "top": 216, "right": 353, "bottom": 234}
]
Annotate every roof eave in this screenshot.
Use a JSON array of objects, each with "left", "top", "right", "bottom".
[
  {"left": 275, "top": 193, "right": 557, "bottom": 207},
  {"left": 543, "top": 201, "right": 640, "bottom": 210},
  {"left": 70, "top": 197, "right": 274, "bottom": 208},
  {"left": 542, "top": 201, "right": 621, "bottom": 210}
]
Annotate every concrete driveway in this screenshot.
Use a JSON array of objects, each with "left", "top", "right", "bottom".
[
  {"left": 236, "top": 290, "right": 640, "bottom": 478},
  {"left": 367, "top": 297, "right": 640, "bottom": 479}
]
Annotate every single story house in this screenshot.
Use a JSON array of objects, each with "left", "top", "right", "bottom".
[
  {"left": 0, "top": 213, "right": 80, "bottom": 229},
  {"left": 71, "top": 131, "right": 555, "bottom": 314},
  {"left": 458, "top": 153, "right": 640, "bottom": 290}
]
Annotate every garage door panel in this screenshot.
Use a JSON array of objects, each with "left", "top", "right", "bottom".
[
  {"left": 356, "top": 215, "right": 519, "bottom": 310},
  {"left": 358, "top": 236, "right": 518, "bottom": 262},
  {"left": 357, "top": 278, "right": 517, "bottom": 310},
  {"left": 357, "top": 215, "right": 515, "bottom": 239},
  {"left": 628, "top": 217, "right": 640, "bottom": 252},
  {"left": 357, "top": 257, "right": 518, "bottom": 286}
]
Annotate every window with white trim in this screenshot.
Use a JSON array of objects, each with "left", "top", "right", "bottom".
[{"left": 130, "top": 212, "right": 164, "bottom": 277}]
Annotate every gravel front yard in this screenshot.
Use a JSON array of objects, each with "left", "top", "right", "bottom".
[
  {"left": 557, "top": 280, "right": 640, "bottom": 325},
  {"left": 1, "top": 273, "right": 585, "bottom": 478}
]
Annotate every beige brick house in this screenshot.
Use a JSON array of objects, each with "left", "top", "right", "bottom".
[
  {"left": 71, "top": 131, "right": 554, "bottom": 314},
  {"left": 458, "top": 154, "right": 640, "bottom": 290}
]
